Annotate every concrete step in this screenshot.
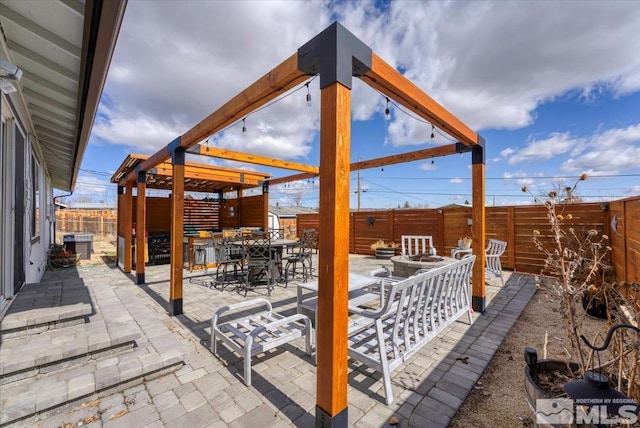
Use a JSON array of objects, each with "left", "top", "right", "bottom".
[
  {"left": 0, "top": 279, "right": 93, "bottom": 338},
  {"left": 0, "top": 339, "right": 185, "bottom": 427},
  {"left": 0, "top": 321, "right": 139, "bottom": 385}
]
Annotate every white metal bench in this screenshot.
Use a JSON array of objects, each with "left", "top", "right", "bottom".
[
  {"left": 348, "top": 256, "right": 476, "bottom": 405},
  {"left": 211, "top": 298, "right": 312, "bottom": 386}
]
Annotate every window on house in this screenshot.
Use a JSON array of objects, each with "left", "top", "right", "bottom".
[{"left": 31, "top": 153, "right": 39, "bottom": 238}]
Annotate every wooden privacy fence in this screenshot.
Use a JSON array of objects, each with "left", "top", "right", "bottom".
[
  {"left": 55, "top": 209, "right": 117, "bottom": 238},
  {"left": 297, "top": 196, "right": 640, "bottom": 279}
]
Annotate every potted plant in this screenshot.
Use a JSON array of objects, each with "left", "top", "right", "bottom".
[
  {"left": 48, "top": 243, "right": 81, "bottom": 268},
  {"left": 370, "top": 239, "right": 399, "bottom": 259},
  {"left": 521, "top": 175, "right": 640, "bottom": 422},
  {"left": 458, "top": 236, "right": 472, "bottom": 250}
]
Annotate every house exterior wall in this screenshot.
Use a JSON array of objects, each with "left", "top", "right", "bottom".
[{"left": 1, "top": 92, "right": 53, "bottom": 316}]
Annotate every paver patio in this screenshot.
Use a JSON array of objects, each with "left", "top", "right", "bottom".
[{"left": 2, "top": 253, "right": 534, "bottom": 428}]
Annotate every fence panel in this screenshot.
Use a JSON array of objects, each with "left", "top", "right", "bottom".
[
  {"left": 293, "top": 200, "right": 633, "bottom": 276},
  {"left": 55, "top": 209, "right": 117, "bottom": 239}
]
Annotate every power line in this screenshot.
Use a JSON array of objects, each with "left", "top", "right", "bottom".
[
  {"left": 362, "top": 173, "right": 640, "bottom": 180},
  {"left": 365, "top": 189, "right": 629, "bottom": 198}
]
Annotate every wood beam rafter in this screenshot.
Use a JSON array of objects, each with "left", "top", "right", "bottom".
[
  {"left": 190, "top": 145, "right": 319, "bottom": 174},
  {"left": 124, "top": 53, "right": 311, "bottom": 183},
  {"left": 269, "top": 143, "right": 467, "bottom": 186},
  {"left": 351, "top": 143, "right": 465, "bottom": 171},
  {"left": 362, "top": 54, "right": 478, "bottom": 146}
]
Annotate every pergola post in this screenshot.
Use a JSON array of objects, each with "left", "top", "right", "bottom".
[
  {"left": 169, "top": 142, "right": 185, "bottom": 316},
  {"left": 136, "top": 170, "right": 147, "bottom": 284},
  {"left": 297, "top": 22, "right": 372, "bottom": 427},
  {"left": 123, "top": 181, "right": 133, "bottom": 273},
  {"left": 262, "top": 181, "right": 269, "bottom": 229},
  {"left": 471, "top": 138, "right": 486, "bottom": 312},
  {"left": 116, "top": 185, "right": 124, "bottom": 267},
  {"left": 316, "top": 82, "right": 351, "bottom": 426}
]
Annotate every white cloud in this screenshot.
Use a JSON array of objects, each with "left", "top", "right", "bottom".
[
  {"left": 95, "top": 1, "right": 640, "bottom": 159},
  {"left": 508, "top": 132, "right": 579, "bottom": 164},
  {"left": 450, "top": 178, "right": 463, "bottom": 183},
  {"left": 419, "top": 162, "right": 438, "bottom": 171},
  {"left": 500, "top": 148, "right": 515, "bottom": 157},
  {"left": 561, "top": 124, "right": 640, "bottom": 175},
  {"left": 503, "top": 171, "right": 533, "bottom": 186},
  {"left": 74, "top": 175, "right": 113, "bottom": 199}
]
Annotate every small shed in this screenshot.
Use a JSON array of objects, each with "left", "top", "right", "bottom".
[{"left": 269, "top": 206, "right": 318, "bottom": 238}]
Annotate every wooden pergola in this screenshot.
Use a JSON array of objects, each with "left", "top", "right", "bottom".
[
  {"left": 115, "top": 23, "right": 486, "bottom": 426},
  {"left": 111, "top": 154, "right": 271, "bottom": 283}
]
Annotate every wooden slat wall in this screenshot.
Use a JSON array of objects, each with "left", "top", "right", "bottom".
[
  {"left": 352, "top": 211, "right": 394, "bottom": 254},
  {"left": 393, "top": 209, "right": 441, "bottom": 252},
  {"left": 184, "top": 199, "right": 220, "bottom": 231},
  {"left": 620, "top": 196, "right": 640, "bottom": 283},
  {"left": 296, "top": 201, "right": 627, "bottom": 275},
  {"left": 220, "top": 199, "right": 239, "bottom": 229},
  {"left": 442, "top": 208, "right": 473, "bottom": 258},
  {"left": 239, "top": 194, "right": 267, "bottom": 229},
  {"left": 131, "top": 196, "right": 220, "bottom": 234},
  {"left": 610, "top": 200, "right": 626, "bottom": 281},
  {"left": 297, "top": 213, "right": 321, "bottom": 238}
]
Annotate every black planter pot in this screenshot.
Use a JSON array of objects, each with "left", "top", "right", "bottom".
[
  {"left": 524, "top": 359, "right": 581, "bottom": 427},
  {"left": 582, "top": 292, "right": 609, "bottom": 320},
  {"left": 374, "top": 248, "right": 396, "bottom": 259}
]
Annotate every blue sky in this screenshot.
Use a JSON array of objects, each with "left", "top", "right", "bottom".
[{"left": 74, "top": 1, "right": 640, "bottom": 209}]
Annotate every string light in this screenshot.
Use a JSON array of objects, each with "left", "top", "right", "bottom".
[
  {"left": 384, "top": 98, "right": 391, "bottom": 120},
  {"left": 242, "top": 118, "right": 247, "bottom": 136},
  {"left": 381, "top": 165, "right": 385, "bottom": 173},
  {"left": 431, "top": 156, "right": 435, "bottom": 165},
  {"left": 305, "top": 82, "right": 312, "bottom": 107},
  {"left": 430, "top": 124, "right": 435, "bottom": 141}
]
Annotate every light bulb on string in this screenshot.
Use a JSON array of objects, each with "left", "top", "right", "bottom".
[
  {"left": 242, "top": 118, "right": 247, "bottom": 136},
  {"left": 381, "top": 165, "right": 384, "bottom": 173},
  {"left": 384, "top": 98, "right": 391, "bottom": 120},
  {"left": 305, "top": 82, "right": 312, "bottom": 107},
  {"left": 431, "top": 156, "right": 435, "bottom": 165},
  {"left": 430, "top": 124, "right": 435, "bottom": 141}
]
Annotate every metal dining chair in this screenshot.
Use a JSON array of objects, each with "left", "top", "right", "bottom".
[
  {"left": 240, "top": 231, "right": 276, "bottom": 296},
  {"left": 211, "top": 235, "right": 244, "bottom": 290},
  {"left": 485, "top": 239, "right": 507, "bottom": 286},
  {"left": 283, "top": 229, "right": 316, "bottom": 286}
]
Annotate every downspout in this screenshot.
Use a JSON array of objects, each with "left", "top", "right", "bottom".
[{"left": 52, "top": 193, "right": 72, "bottom": 244}]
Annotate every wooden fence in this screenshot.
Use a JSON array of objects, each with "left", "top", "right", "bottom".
[
  {"left": 55, "top": 209, "right": 117, "bottom": 239},
  {"left": 610, "top": 196, "right": 640, "bottom": 283},
  {"left": 297, "top": 196, "right": 640, "bottom": 279}
]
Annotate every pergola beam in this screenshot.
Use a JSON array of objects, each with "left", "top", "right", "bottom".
[
  {"left": 124, "top": 53, "right": 311, "bottom": 183},
  {"left": 269, "top": 143, "right": 468, "bottom": 186},
  {"left": 351, "top": 143, "right": 468, "bottom": 171},
  {"left": 189, "top": 144, "right": 319, "bottom": 174},
  {"left": 154, "top": 165, "right": 266, "bottom": 186},
  {"left": 362, "top": 53, "right": 479, "bottom": 146}
]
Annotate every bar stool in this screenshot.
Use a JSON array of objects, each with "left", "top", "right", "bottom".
[{"left": 192, "top": 241, "right": 208, "bottom": 272}]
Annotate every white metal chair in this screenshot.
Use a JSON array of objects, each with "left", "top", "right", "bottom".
[
  {"left": 211, "top": 298, "right": 312, "bottom": 386},
  {"left": 401, "top": 235, "right": 436, "bottom": 257},
  {"left": 485, "top": 239, "right": 507, "bottom": 286}
]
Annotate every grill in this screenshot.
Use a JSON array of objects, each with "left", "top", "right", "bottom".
[{"left": 148, "top": 233, "right": 171, "bottom": 264}]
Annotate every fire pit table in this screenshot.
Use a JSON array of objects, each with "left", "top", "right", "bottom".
[{"left": 390, "top": 254, "right": 458, "bottom": 277}]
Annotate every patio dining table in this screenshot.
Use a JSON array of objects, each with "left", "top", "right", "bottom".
[
  {"left": 296, "top": 272, "right": 382, "bottom": 328},
  {"left": 232, "top": 238, "right": 299, "bottom": 282}
]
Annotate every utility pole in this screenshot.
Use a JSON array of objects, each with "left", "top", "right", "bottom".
[{"left": 357, "top": 155, "right": 361, "bottom": 212}]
